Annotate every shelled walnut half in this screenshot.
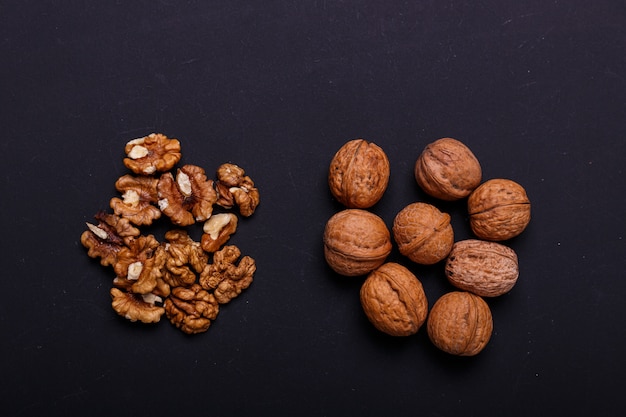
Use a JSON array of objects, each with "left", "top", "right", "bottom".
[{"left": 215, "top": 163, "right": 260, "bottom": 217}]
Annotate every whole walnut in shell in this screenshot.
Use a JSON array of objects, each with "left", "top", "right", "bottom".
[
  {"left": 323, "top": 209, "right": 392, "bottom": 276},
  {"left": 328, "top": 139, "right": 390, "bottom": 208},
  {"left": 468, "top": 178, "right": 531, "bottom": 241},
  {"left": 414, "top": 138, "right": 482, "bottom": 201},
  {"left": 445, "top": 239, "right": 519, "bottom": 297},
  {"left": 427, "top": 291, "right": 493, "bottom": 356},
  {"left": 360, "top": 262, "right": 428, "bottom": 336},
  {"left": 392, "top": 202, "right": 454, "bottom": 265}
]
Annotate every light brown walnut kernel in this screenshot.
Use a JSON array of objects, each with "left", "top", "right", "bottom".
[
  {"left": 427, "top": 291, "right": 493, "bottom": 356},
  {"left": 323, "top": 209, "right": 392, "bottom": 276},
  {"left": 123, "top": 133, "right": 182, "bottom": 175},
  {"left": 328, "top": 139, "right": 390, "bottom": 208},
  {"left": 110, "top": 175, "right": 161, "bottom": 226},
  {"left": 199, "top": 245, "right": 256, "bottom": 304},
  {"left": 360, "top": 262, "right": 428, "bottom": 336},
  {"left": 215, "top": 163, "right": 260, "bottom": 217},
  {"left": 157, "top": 164, "right": 218, "bottom": 226},
  {"left": 468, "top": 178, "right": 531, "bottom": 241},
  {"left": 112, "top": 235, "right": 165, "bottom": 295},
  {"left": 161, "top": 230, "right": 209, "bottom": 288},
  {"left": 164, "top": 284, "right": 220, "bottom": 334},
  {"left": 110, "top": 287, "right": 165, "bottom": 324},
  {"left": 392, "top": 202, "right": 454, "bottom": 265},
  {"left": 201, "top": 213, "right": 238, "bottom": 252},
  {"left": 445, "top": 239, "right": 519, "bottom": 297},
  {"left": 81, "top": 211, "right": 141, "bottom": 266},
  {"left": 414, "top": 138, "right": 482, "bottom": 201}
]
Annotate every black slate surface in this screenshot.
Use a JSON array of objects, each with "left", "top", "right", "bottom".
[{"left": 2, "top": 1, "right": 625, "bottom": 416}]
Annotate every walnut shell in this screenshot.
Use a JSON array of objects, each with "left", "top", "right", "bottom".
[
  {"left": 414, "top": 138, "right": 482, "bottom": 201},
  {"left": 445, "top": 239, "right": 519, "bottom": 297},
  {"left": 468, "top": 178, "right": 531, "bottom": 241},
  {"left": 427, "top": 291, "right": 493, "bottom": 356},
  {"left": 360, "top": 263, "right": 428, "bottom": 336},
  {"left": 323, "top": 209, "right": 392, "bottom": 276},
  {"left": 328, "top": 139, "right": 390, "bottom": 208},
  {"left": 392, "top": 202, "right": 454, "bottom": 265}
]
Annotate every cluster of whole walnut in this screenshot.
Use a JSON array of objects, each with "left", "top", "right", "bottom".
[
  {"left": 324, "top": 138, "right": 531, "bottom": 356},
  {"left": 81, "top": 133, "right": 259, "bottom": 334}
]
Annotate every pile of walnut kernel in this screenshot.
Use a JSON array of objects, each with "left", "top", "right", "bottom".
[
  {"left": 81, "top": 133, "right": 260, "bottom": 334},
  {"left": 324, "top": 138, "right": 531, "bottom": 356}
]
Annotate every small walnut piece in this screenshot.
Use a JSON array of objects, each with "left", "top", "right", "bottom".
[
  {"left": 414, "top": 138, "right": 482, "bottom": 201},
  {"left": 445, "top": 239, "right": 519, "bottom": 297},
  {"left": 215, "top": 163, "right": 260, "bottom": 216},
  {"left": 360, "top": 262, "right": 428, "bottom": 336},
  {"left": 199, "top": 245, "right": 256, "bottom": 304},
  {"left": 201, "top": 213, "right": 238, "bottom": 252},
  {"left": 427, "top": 291, "right": 493, "bottom": 356},
  {"left": 392, "top": 202, "right": 454, "bottom": 265},
  {"left": 164, "top": 284, "right": 219, "bottom": 334},
  {"left": 110, "top": 175, "right": 161, "bottom": 226},
  {"left": 328, "top": 139, "right": 390, "bottom": 209},
  {"left": 468, "top": 178, "right": 531, "bottom": 241},
  {"left": 323, "top": 209, "right": 392, "bottom": 276},
  {"left": 123, "top": 133, "right": 182, "bottom": 175},
  {"left": 110, "top": 287, "right": 165, "bottom": 323}
]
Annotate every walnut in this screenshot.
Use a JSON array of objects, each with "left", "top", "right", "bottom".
[
  {"left": 161, "top": 229, "right": 208, "bottom": 288},
  {"left": 328, "top": 139, "right": 390, "bottom": 208},
  {"left": 81, "top": 211, "right": 141, "bottom": 266},
  {"left": 392, "top": 202, "right": 454, "bottom": 265},
  {"left": 427, "top": 291, "right": 493, "bottom": 356},
  {"left": 323, "top": 209, "right": 392, "bottom": 276},
  {"left": 110, "top": 174, "right": 161, "bottom": 226},
  {"left": 201, "top": 213, "right": 238, "bottom": 252},
  {"left": 414, "top": 138, "right": 482, "bottom": 201},
  {"left": 110, "top": 287, "right": 165, "bottom": 323},
  {"left": 164, "top": 284, "right": 219, "bottom": 334},
  {"left": 360, "top": 262, "right": 428, "bottom": 336},
  {"left": 445, "top": 239, "right": 519, "bottom": 297},
  {"left": 199, "top": 245, "right": 256, "bottom": 304},
  {"left": 112, "top": 235, "right": 166, "bottom": 295},
  {"left": 123, "top": 133, "right": 182, "bottom": 175},
  {"left": 157, "top": 164, "right": 218, "bottom": 226},
  {"left": 215, "top": 163, "right": 259, "bottom": 217},
  {"left": 468, "top": 178, "right": 531, "bottom": 241}
]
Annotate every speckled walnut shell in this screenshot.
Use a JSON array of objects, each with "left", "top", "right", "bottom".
[
  {"left": 414, "top": 138, "right": 482, "bottom": 201},
  {"left": 427, "top": 291, "right": 493, "bottom": 356},
  {"left": 468, "top": 178, "right": 531, "bottom": 241},
  {"left": 445, "top": 239, "right": 519, "bottom": 297},
  {"left": 323, "top": 209, "right": 392, "bottom": 276},
  {"left": 392, "top": 202, "right": 454, "bottom": 265},
  {"left": 328, "top": 139, "right": 390, "bottom": 208},
  {"left": 360, "top": 262, "right": 428, "bottom": 336}
]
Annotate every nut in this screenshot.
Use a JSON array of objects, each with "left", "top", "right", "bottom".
[
  {"left": 110, "top": 175, "right": 162, "bottom": 226},
  {"left": 427, "top": 291, "right": 493, "bottom": 356},
  {"left": 360, "top": 262, "right": 428, "bottom": 336},
  {"left": 468, "top": 178, "right": 531, "bottom": 241},
  {"left": 123, "top": 133, "right": 182, "bottom": 175},
  {"left": 81, "top": 211, "right": 141, "bottom": 267},
  {"left": 323, "top": 209, "right": 392, "bottom": 276},
  {"left": 392, "top": 202, "right": 454, "bottom": 265},
  {"left": 445, "top": 239, "right": 519, "bottom": 297},
  {"left": 164, "top": 284, "right": 219, "bottom": 334},
  {"left": 199, "top": 245, "right": 256, "bottom": 304},
  {"left": 215, "top": 163, "right": 260, "bottom": 217},
  {"left": 201, "top": 213, "right": 238, "bottom": 252},
  {"left": 110, "top": 287, "right": 165, "bottom": 324},
  {"left": 414, "top": 138, "right": 482, "bottom": 201},
  {"left": 328, "top": 139, "right": 390, "bottom": 208}
]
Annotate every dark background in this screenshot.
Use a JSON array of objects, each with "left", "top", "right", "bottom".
[{"left": 2, "top": 1, "right": 625, "bottom": 416}]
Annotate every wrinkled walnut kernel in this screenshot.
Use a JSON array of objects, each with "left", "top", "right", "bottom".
[
  {"left": 215, "top": 163, "right": 260, "bottom": 216},
  {"left": 110, "top": 287, "right": 165, "bottom": 323},
  {"left": 161, "top": 229, "right": 208, "bottom": 288},
  {"left": 110, "top": 175, "right": 161, "bottom": 226},
  {"left": 81, "top": 211, "right": 141, "bottom": 266},
  {"left": 201, "top": 213, "right": 238, "bottom": 252},
  {"left": 199, "top": 245, "right": 256, "bottom": 304},
  {"left": 123, "top": 133, "right": 181, "bottom": 175},
  {"left": 165, "top": 284, "right": 219, "bottom": 334}
]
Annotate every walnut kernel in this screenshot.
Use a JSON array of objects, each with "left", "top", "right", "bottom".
[{"left": 123, "top": 133, "right": 182, "bottom": 175}]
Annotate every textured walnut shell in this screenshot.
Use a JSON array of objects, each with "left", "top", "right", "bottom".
[
  {"left": 445, "top": 239, "right": 519, "bottom": 297},
  {"left": 427, "top": 291, "right": 493, "bottom": 356},
  {"left": 360, "top": 263, "right": 428, "bottom": 336},
  {"left": 392, "top": 202, "right": 454, "bottom": 265},
  {"left": 468, "top": 178, "right": 531, "bottom": 241},
  {"left": 323, "top": 209, "right": 392, "bottom": 276},
  {"left": 414, "top": 138, "right": 482, "bottom": 201},
  {"left": 328, "top": 139, "right": 390, "bottom": 208}
]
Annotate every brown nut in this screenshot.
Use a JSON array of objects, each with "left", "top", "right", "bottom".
[
  {"left": 360, "top": 262, "right": 428, "bottom": 336},
  {"left": 123, "top": 133, "right": 182, "bottom": 175},
  {"left": 445, "top": 239, "right": 519, "bottom": 297},
  {"left": 201, "top": 213, "right": 238, "bottom": 252},
  {"left": 468, "top": 178, "right": 531, "bottom": 241},
  {"left": 323, "top": 209, "right": 392, "bottom": 276},
  {"left": 328, "top": 139, "right": 390, "bottom": 208},
  {"left": 392, "top": 202, "right": 454, "bottom": 265},
  {"left": 414, "top": 138, "right": 482, "bottom": 201},
  {"left": 427, "top": 291, "right": 493, "bottom": 356}
]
